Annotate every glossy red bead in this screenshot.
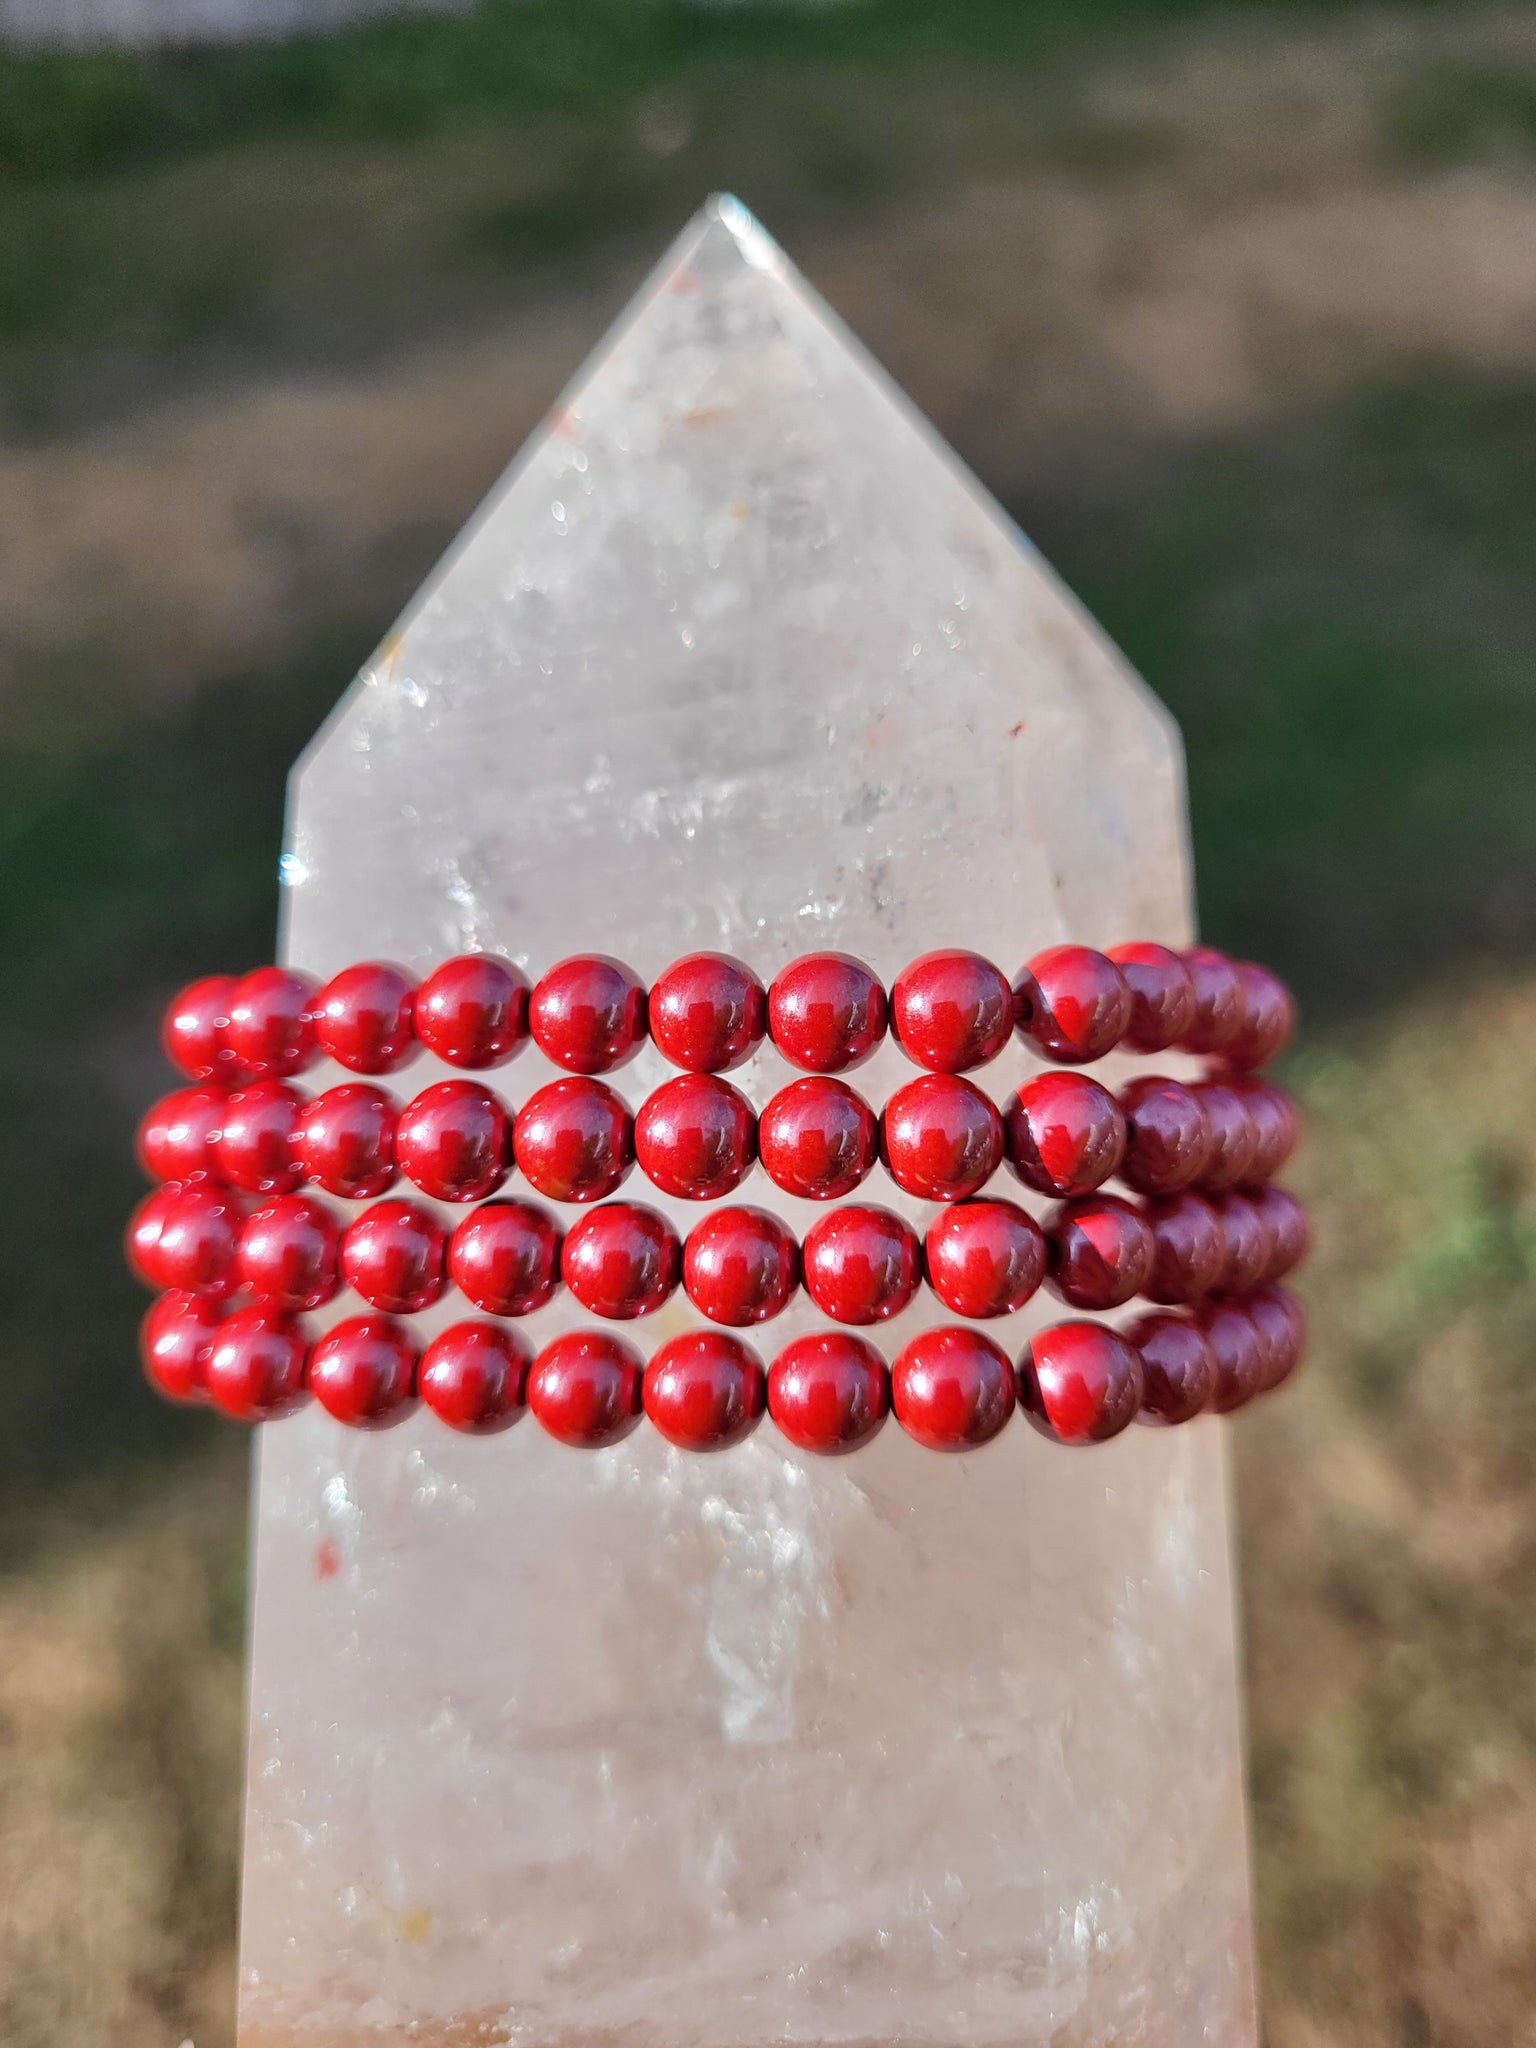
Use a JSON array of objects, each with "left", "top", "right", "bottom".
[
  {"left": 1194, "top": 1080, "right": 1261, "bottom": 1192},
  {"left": 340, "top": 1199, "right": 446, "bottom": 1314},
  {"left": 162, "top": 974, "right": 241, "bottom": 1085},
  {"left": 215, "top": 1080, "right": 303, "bottom": 1195},
  {"left": 140, "top": 1291, "right": 222, "bottom": 1403},
  {"left": 1195, "top": 1298, "right": 1269, "bottom": 1413},
  {"left": 1126, "top": 1310, "right": 1217, "bottom": 1426},
  {"left": 414, "top": 954, "right": 529, "bottom": 1069},
  {"left": 768, "top": 1333, "right": 888, "bottom": 1455},
  {"left": 529, "top": 955, "right": 647, "bottom": 1074},
  {"left": 1181, "top": 946, "right": 1243, "bottom": 1055},
  {"left": 395, "top": 1080, "right": 511, "bottom": 1202},
  {"left": 237, "top": 1194, "right": 340, "bottom": 1311},
  {"left": 1234, "top": 1077, "right": 1300, "bottom": 1185},
  {"left": 892, "top": 1327, "right": 1016, "bottom": 1450},
  {"left": 136, "top": 1085, "right": 226, "bottom": 1184},
  {"left": 203, "top": 1306, "right": 308, "bottom": 1421},
  {"left": 1211, "top": 1189, "right": 1277, "bottom": 1295},
  {"left": 801, "top": 1205, "right": 921, "bottom": 1325},
  {"left": 528, "top": 1329, "right": 644, "bottom": 1447},
  {"left": 1117, "top": 1075, "right": 1213, "bottom": 1197},
  {"left": 223, "top": 966, "right": 317, "bottom": 1080},
  {"left": 635, "top": 1074, "right": 756, "bottom": 1200},
  {"left": 311, "top": 961, "right": 416, "bottom": 1075},
  {"left": 138, "top": 1183, "right": 241, "bottom": 1297},
  {"left": 1227, "top": 961, "right": 1295, "bottom": 1069},
  {"left": 1247, "top": 1283, "right": 1307, "bottom": 1392},
  {"left": 881, "top": 1072, "right": 1003, "bottom": 1201},
  {"left": 643, "top": 1331, "right": 766, "bottom": 1451},
  {"left": 1013, "top": 945, "right": 1131, "bottom": 1065},
  {"left": 1020, "top": 1321, "right": 1144, "bottom": 1445},
  {"left": 307, "top": 1314, "right": 417, "bottom": 1427},
  {"left": 1045, "top": 1193, "right": 1155, "bottom": 1310},
  {"left": 1252, "top": 1183, "right": 1310, "bottom": 1281},
  {"left": 513, "top": 1078, "right": 633, "bottom": 1204},
  {"left": 419, "top": 1320, "right": 529, "bottom": 1433},
  {"left": 1105, "top": 941, "right": 1198, "bottom": 1052},
  {"left": 767, "top": 952, "right": 887, "bottom": 1073},
  {"left": 682, "top": 1206, "right": 799, "bottom": 1325},
  {"left": 890, "top": 949, "right": 1012, "bottom": 1074},
  {"left": 759, "top": 1077, "right": 878, "bottom": 1200},
  {"left": 1003, "top": 1071, "right": 1125, "bottom": 1197},
  {"left": 126, "top": 1185, "right": 185, "bottom": 1289},
  {"left": 649, "top": 953, "right": 766, "bottom": 1073},
  {"left": 1142, "top": 1191, "right": 1227, "bottom": 1304},
  {"left": 560, "top": 1203, "right": 680, "bottom": 1320},
  {"left": 924, "top": 1198, "right": 1046, "bottom": 1318},
  {"left": 447, "top": 1200, "right": 561, "bottom": 1316},
  {"left": 294, "top": 1084, "right": 398, "bottom": 1199}
]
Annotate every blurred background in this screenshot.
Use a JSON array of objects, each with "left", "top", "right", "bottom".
[{"left": 2, "top": 2, "right": 1534, "bottom": 2043}]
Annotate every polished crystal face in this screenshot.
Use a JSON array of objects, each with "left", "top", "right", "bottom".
[{"left": 240, "top": 195, "right": 1256, "bottom": 2047}]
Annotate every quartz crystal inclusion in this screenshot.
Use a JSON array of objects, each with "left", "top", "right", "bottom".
[{"left": 241, "top": 196, "right": 1257, "bottom": 2047}]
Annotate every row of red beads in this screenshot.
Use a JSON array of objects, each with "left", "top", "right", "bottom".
[
  {"left": 137, "top": 1066, "right": 1298, "bottom": 1210},
  {"left": 142, "top": 1285, "right": 1304, "bottom": 1447},
  {"left": 129, "top": 1178, "right": 1308, "bottom": 1325},
  {"left": 162, "top": 943, "right": 1292, "bottom": 1087}
]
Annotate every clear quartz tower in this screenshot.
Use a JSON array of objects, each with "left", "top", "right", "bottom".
[{"left": 239, "top": 195, "right": 1258, "bottom": 2047}]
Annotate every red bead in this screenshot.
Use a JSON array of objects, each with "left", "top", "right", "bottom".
[
  {"left": 1247, "top": 1283, "right": 1306, "bottom": 1392},
  {"left": 649, "top": 953, "right": 766, "bottom": 1073},
  {"left": 1021, "top": 1321, "right": 1143, "bottom": 1445},
  {"left": 1252, "top": 1184, "right": 1310, "bottom": 1281},
  {"left": 447, "top": 1201, "right": 561, "bottom": 1316},
  {"left": 682, "top": 1206, "right": 799, "bottom": 1325},
  {"left": 890, "top": 950, "right": 1012, "bottom": 1074},
  {"left": 340, "top": 1199, "right": 446, "bottom": 1313},
  {"left": 419, "top": 1320, "right": 529, "bottom": 1433},
  {"left": 1195, "top": 1299, "right": 1268, "bottom": 1413},
  {"left": 881, "top": 1073, "right": 1003, "bottom": 1201},
  {"left": 237, "top": 1194, "right": 340, "bottom": 1311},
  {"left": 203, "top": 1306, "right": 308, "bottom": 1421},
  {"left": 513, "top": 1078, "right": 633, "bottom": 1204},
  {"left": 1210, "top": 1189, "right": 1276, "bottom": 1295},
  {"left": 295, "top": 1084, "right": 398, "bottom": 1199},
  {"left": 924, "top": 1198, "right": 1046, "bottom": 1318},
  {"left": 1046, "top": 1193, "right": 1155, "bottom": 1310},
  {"left": 1003, "top": 1071, "right": 1125, "bottom": 1197},
  {"left": 529, "top": 955, "right": 647, "bottom": 1074},
  {"left": 162, "top": 974, "right": 241, "bottom": 1084},
  {"left": 140, "top": 1291, "right": 222, "bottom": 1403},
  {"left": 528, "top": 1329, "right": 644, "bottom": 1447},
  {"left": 768, "top": 1333, "right": 888, "bottom": 1455},
  {"left": 311, "top": 961, "right": 416, "bottom": 1074},
  {"left": 1227, "top": 961, "right": 1294, "bottom": 1069},
  {"left": 1233, "top": 1077, "right": 1300, "bottom": 1185},
  {"left": 635, "top": 1074, "right": 756, "bottom": 1200},
  {"left": 1013, "top": 946, "right": 1131, "bottom": 1064},
  {"left": 136, "top": 1085, "right": 226, "bottom": 1184},
  {"left": 767, "top": 953, "right": 886, "bottom": 1073},
  {"left": 1194, "top": 1081, "right": 1261, "bottom": 1192},
  {"left": 307, "top": 1314, "right": 417, "bottom": 1427},
  {"left": 224, "top": 966, "right": 317, "bottom": 1080},
  {"left": 759, "top": 1077, "right": 878, "bottom": 1200},
  {"left": 1126, "top": 1311, "right": 1217, "bottom": 1426},
  {"left": 892, "top": 1327, "right": 1016, "bottom": 1450},
  {"left": 643, "top": 1331, "right": 766, "bottom": 1451},
  {"left": 1117, "top": 1075, "right": 1213, "bottom": 1197},
  {"left": 395, "top": 1080, "right": 511, "bottom": 1202},
  {"left": 215, "top": 1080, "right": 303, "bottom": 1195},
  {"left": 1181, "top": 946, "right": 1243, "bottom": 1055},
  {"left": 414, "top": 954, "right": 529, "bottom": 1069},
  {"left": 1142, "top": 1191, "right": 1225, "bottom": 1304},
  {"left": 1105, "top": 942, "right": 1198, "bottom": 1052},
  {"left": 560, "top": 1203, "right": 680, "bottom": 1319},
  {"left": 138, "top": 1183, "right": 240, "bottom": 1297},
  {"left": 801, "top": 1205, "right": 921, "bottom": 1325},
  {"left": 126, "top": 1185, "right": 185, "bottom": 1289}
]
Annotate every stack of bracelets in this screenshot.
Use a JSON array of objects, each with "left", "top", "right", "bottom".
[{"left": 127, "top": 942, "right": 1308, "bottom": 1454}]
